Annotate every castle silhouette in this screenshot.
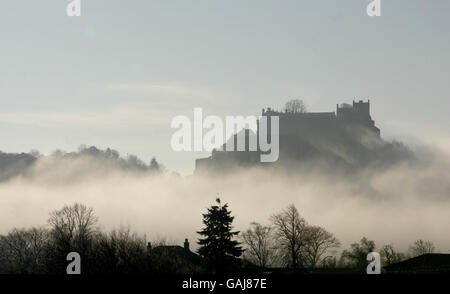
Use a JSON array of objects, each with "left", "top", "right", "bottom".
[{"left": 195, "top": 100, "right": 385, "bottom": 173}]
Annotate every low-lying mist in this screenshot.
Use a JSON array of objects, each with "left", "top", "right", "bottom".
[{"left": 0, "top": 143, "right": 449, "bottom": 254}]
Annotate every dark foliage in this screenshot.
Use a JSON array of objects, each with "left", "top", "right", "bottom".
[
  {"left": 0, "top": 204, "right": 203, "bottom": 274},
  {"left": 0, "top": 146, "right": 165, "bottom": 183},
  {"left": 197, "top": 198, "right": 243, "bottom": 273}
]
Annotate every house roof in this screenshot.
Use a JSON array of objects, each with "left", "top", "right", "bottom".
[
  {"left": 384, "top": 254, "right": 450, "bottom": 272},
  {"left": 151, "top": 245, "right": 202, "bottom": 265}
]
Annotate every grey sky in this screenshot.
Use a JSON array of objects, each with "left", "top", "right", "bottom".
[{"left": 1, "top": 0, "right": 449, "bottom": 174}]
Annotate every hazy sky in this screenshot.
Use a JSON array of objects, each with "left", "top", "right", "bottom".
[{"left": 1, "top": 0, "right": 449, "bottom": 174}]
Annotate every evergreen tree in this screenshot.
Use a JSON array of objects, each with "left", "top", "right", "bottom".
[{"left": 197, "top": 198, "right": 243, "bottom": 272}]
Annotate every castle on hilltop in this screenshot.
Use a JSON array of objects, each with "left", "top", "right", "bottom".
[
  {"left": 262, "top": 100, "right": 380, "bottom": 137},
  {"left": 195, "top": 100, "right": 381, "bottom": 172}
]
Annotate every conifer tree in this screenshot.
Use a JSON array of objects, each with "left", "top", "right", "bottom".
[{"left": 197, "top": 198, "right": 243, "bottom": 272}]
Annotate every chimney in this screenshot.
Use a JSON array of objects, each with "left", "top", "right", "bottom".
[{"left": 184, "top": 238, "right": 190, "bottom": 251}]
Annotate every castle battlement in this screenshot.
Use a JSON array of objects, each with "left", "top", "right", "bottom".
[
  {"left": 195, "top": 100, "right": 381, "bottom": 173},
  {"left": 262, "top": 100, "right": 379, "bottom": 136}
]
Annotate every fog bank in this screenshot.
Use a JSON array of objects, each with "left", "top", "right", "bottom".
[{"left": 0, "top": 145, "right": 449, "bottom": 253}]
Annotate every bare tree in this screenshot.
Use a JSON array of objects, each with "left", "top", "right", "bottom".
[
  {"left": 48, "top": 203, "right": 98, "bottom": 237},
  {"left": 47, "top": 203, "right": 99, "bottom": 254},
  {"left": 46, "top": 203, "right": 100, "bottom": 273},
  {"left": 380, "top": 244, "right": 405, "bottom": 266},
  {"left": 285, "top": 99, "right": 307, "bottom": 114},
  {"left": 302, "top": 226, "right": 340, "bottom": 268},
  {"left": 93, "top": 226, "right": 148, "bottom": 274},
  {"left": 271, "top": 204, "right": 310, "bottom": 268},
  {"left": 241, "top": 222, "right": 276, "bottom": 268},
  {"left": 0, "top": 227, "right": 50, "bottom": 273},
  {"left": 408, "top": 239, "right": 435, "bottom": 257}
]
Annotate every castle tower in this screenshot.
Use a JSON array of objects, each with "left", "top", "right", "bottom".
[{"left": 353, "top": 100, "right": 370, "bottom": 117}]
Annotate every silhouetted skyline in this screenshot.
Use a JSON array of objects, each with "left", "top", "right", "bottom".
[{"left": 1, "top": 1, "right": 449, "bottom": 174}]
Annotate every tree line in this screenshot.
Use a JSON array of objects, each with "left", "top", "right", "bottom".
[
  {"left": 0, "top": 145, "right": 166, "bottom": 182},
  {"left": 0, "top": 200, "right": 437, "bottom": 274},
  {"left": 240, "top": 204, "right": 437, "bottom": 272}
]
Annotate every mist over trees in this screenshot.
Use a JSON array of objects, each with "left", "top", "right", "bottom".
[
  {"left": 0, "top": 151, "right": 36, "bottom": 181},
  {"left": 241, "top": 223, "right": 276, "bottom": 268},
  {"left": 239, "top": 205, "right": 440, "bottom": 273},
  {"left": 271, "top": 205, "right": 311, "bottom": 268},
  {"left": 0, "top": 145, "right": 165, "bottom": 182},
  {"left": 302, "top": 226, "right": 341, "bottom": 268},
  {"left": 240, "top": 205, "right": 341, "bottom": 269},
  {"left": 0, "top": 201, "right": 442, "bottom": 274},
  {"left": 0, "top": 203, "right": 201, "bottom": 274},
  {"left": 240, "top": 207, "right": 341, "bottom": 269},
  {"left": 0, "top": 121, "right": 444, "bottom": 274}
]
